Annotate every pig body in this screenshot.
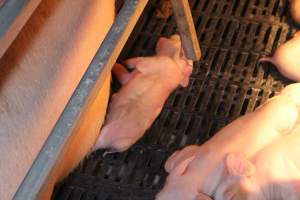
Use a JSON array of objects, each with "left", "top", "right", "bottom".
[
  {"left": 156, "top": 83, "right": 300, "bottom": 200},
  {"left": 0, "top": 0, "right": 115, "bottom": 199},
  {"left": 214, "top": 125, "right": 300, "bottom": 200},
  {"left": 290, "top": 0, "right": 300, "bottom": 24},
  {"left": 259, "top": 31, "right": 300, "bottom": 82},
  {"left": 94, "top": 35, "right": 193, "bottom": 152}
]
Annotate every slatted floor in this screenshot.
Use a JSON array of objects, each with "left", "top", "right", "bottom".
[{"left": 52, "top": 0, "right": 298, "bottom": 199}]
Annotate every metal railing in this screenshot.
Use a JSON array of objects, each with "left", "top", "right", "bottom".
[{"left": 12, "top": 0, "right": 200, "bottom": 199}]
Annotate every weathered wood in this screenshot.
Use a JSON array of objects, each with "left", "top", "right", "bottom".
[
  {"left": 0, "top": 0, "right": 115, "bottom": 199},
  {"left": 0, "top": 0, "right": 5, "bottom": 8},
  {"left": 155, "top": 0, "right": 172, "bottom": 19},
  {"left": 171, "top": 0, "right": 201, "bottom": 61},
  {"left": 14, "top": 0, "right": 149, "bottom": 199},
  {"left": 0, "top": 0, "right": 42, "bottom": 59}
]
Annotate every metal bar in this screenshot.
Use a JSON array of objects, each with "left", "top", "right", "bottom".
[
  {"left": 171, "top": 0, "right": 201, "bottom": 61},
  {"left": 0, "top": 0, "right": 42, "bottom": 58},
  {"left": 13, "top": 0, "right": 149, "bottom": 199}
]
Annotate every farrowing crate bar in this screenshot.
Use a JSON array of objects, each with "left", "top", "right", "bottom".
[{"left": 0, "top": 0, "right": 200, "bottom": 199}]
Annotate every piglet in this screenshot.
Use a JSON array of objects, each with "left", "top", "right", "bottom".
[
  {"left": 94, "top": 35, "right": 193, "bottom": 152},
  {"left": 156, "top": 83, "right": 300, "bottom": 200},
  {"left": 214, "top": 124, "right": 300, "bottom": 200},
  {"left": 259, "top": 31, "right": 300, "bottom": 82}
]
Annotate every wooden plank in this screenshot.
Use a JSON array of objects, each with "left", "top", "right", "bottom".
[
  {"left": 171, "top": 0, "right": 201, "bottom": 61},
  {"left": 0, "top": 0, "right": 42, "bottom": 59},
  {"left": 13, "top": 0, "right": 149, "bottom": 199}
]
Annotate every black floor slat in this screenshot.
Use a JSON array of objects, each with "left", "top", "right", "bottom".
[{"left": 53, "top": 0, "right": 298, "bottom": 199}]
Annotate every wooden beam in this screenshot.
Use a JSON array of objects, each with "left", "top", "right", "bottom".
[{"left": 171, "top": 0, "right": 201, "bottom": 61}]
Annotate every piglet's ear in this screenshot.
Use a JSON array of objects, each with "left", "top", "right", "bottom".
[
  {"left": 124, "top": 57, "right": 145, "bottom": 69},
  {"left": 170, "top": 155, "right": 195, "bottom": 176},
  {"left": 155, "top": 35, "right": 181, "bottom": 59},
  {"left": 225, "top": 153, "right": 256, "bottom": 177}
]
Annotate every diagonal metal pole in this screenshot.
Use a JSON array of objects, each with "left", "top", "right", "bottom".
[
  {"left": 171, "top": 0, "right": 201, "bottom": 61},
  {"left": 13, "top": 0, "right": 149, "bottom": 199}
]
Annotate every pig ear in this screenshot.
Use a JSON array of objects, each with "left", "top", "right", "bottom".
[
  {"left": 170, "top": 34, "right": 181, "bottom": 41},
  {"left": 156, "top": 35, "right": 181, "bottom": 59},
  {"left": 164, "top": 151, "right": 180, "bottom": 172},
  {"left": 125, "top": 57, "right": 158, "bottom": 75},
  {"left": 165, "top": 145, "right": 199, "bottom": 173},
  {"left": 124, "top": 57, "right": 145, "bottom": 69},
  {"left": 225, "top": 153, "right": 256, "bottom": 177},
  {"left": 170, "top": 155, "right": 195, "bottom": 176}
]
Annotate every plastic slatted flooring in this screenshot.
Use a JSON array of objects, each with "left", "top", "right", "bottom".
[{"left": 52, "top": 0, "right": 298, "bottom": 199}]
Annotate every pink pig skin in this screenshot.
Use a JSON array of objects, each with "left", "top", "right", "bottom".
[
  {"left": 290, "top": 0, "right": 300, "bottom": 24},
  {"left": 259, "top": 31, "right": 300, "bottom": 82},
  {"left": 94, "top": 35, "right": 193, "bottom": 152},
  {"left": 156, "top": 83, "right": 300, "bottom": 200},
  {"left": 214, "top": 125, "right": 300, "bottom": 200}
]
